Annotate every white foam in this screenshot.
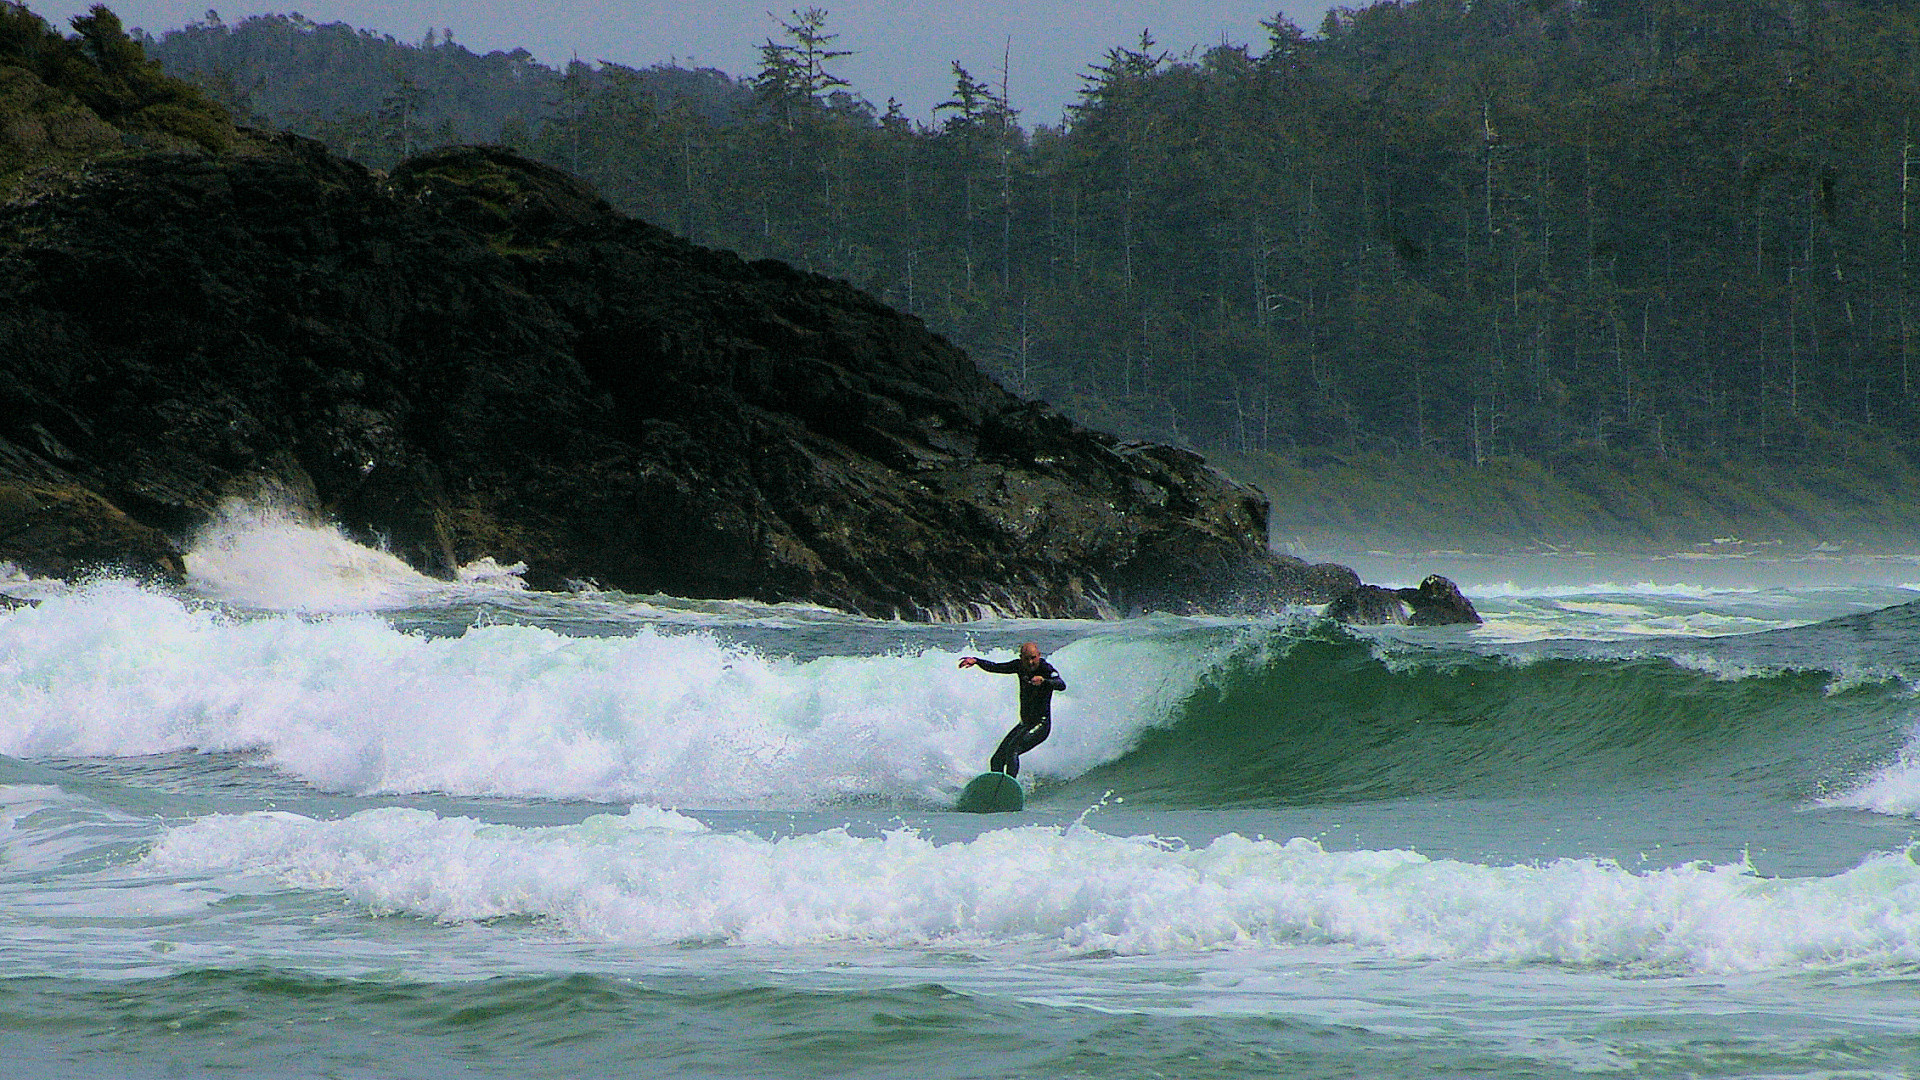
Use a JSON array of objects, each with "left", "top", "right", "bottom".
[
  {"left": 1458, "top": 586, "right": 1882, "bottom": 644},
  {"left": 182, "top": 499, "right": 525, "bottom": 612},
  {"left": 144, "top": 806, "right": 1920, "bottom": 973},
  {"left": 1825, "top": 726, "right": 1920, "bottom": 817},
  {"left": 1827, "top": 766, "right": 1920, "bottom": 817},
  {"left": 1462, "top": 580, "right": 1761, "bottom": 601},
  {"left": 1659, "top": 653, "right": 1906, "bottom": 696},
  {"left": 183, "top": 500, "right": 440, "bottom": 611},
  {"left": 1467, "top": 609, "right": 1793, "bottom": 645},
  {"left": 0, "top": 583, "right": 1211, "bottom": 804},
  {"left": 0, "top": 562, "right": 71, "bottom": 602},
  {"left": 454, "top": 556, "right": 529, "bottom": 591}
]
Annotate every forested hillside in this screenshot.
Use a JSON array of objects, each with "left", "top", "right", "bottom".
[
  {"left": 136, "top": 3, "right": 1920, "bottom": 459},
  {"left": 119, "top": 2, "right": 1920, "bottom": 547}
]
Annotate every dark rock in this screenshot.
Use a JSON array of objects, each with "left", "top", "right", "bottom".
[
  {"left": 1327, "top": 574, "right": 1482, "bottom": 627},
  {"left": 1397, "top": 574, "right": 1482, "bottom": 625},
  {"left": 1326, "top": 584, "right": 1411, "bottom": 625},
  {"left": 0, "top": 479, "right": 183, "bottom": 580},
  {"left": 0, "top": 141, "right": 1355, "bottom": 618}
]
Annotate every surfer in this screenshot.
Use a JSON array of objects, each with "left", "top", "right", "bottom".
[{"left": 958, "top": 641, "right": 1066, "bottom": 777}]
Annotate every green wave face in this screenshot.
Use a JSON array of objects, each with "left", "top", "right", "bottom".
[{"left": 1059, "top": 620, "right": 1920, "bottom": 809}]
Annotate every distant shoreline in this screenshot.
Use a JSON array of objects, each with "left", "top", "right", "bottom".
[{"left": 1210, "top": 444, "right": 1920, "bottom": 561}]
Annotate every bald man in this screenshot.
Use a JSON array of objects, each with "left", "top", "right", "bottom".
[{"left": 958, "top": 641, "right": 1067, "bottom": 777}]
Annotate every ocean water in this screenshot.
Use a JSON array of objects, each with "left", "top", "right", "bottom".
[{"left": 9, "top": 513, "right": 1920, "bottom": 1078}]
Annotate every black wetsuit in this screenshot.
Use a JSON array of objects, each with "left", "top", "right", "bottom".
[{"left": 975, "top": 657, "right": 1066, "bottom": 777}]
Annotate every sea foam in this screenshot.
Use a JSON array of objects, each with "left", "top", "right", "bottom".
[
  {"left": 0, "top": 582, "right": 1205, "bottom": 804},
  {"left": 143, "top": 804, "right": 1920, "bottom": 973}
]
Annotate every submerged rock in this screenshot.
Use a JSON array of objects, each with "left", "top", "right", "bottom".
[{"left": 0, "top": 140, "right": 1366, "bottom": 618}]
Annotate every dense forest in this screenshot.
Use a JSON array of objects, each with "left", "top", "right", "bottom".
[{"left": 102, "top": 2, "right": 1920, "bottom": 544}]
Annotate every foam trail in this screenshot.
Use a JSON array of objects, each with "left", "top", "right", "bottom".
[
  {"left": 0, "top": 783, "right": 226, "bottom": 923},
  {"left": 1457, "top": 580, "right": 1895, "bottom": 643},
  {"left": 0, "top": 583, "right": 1217, "bottom": 804},
  {"left": 0, "top": 783, "right": 108, "bottom": 873},
  {"left": 1464, "top": 581, "right": 1763, "bottom": 601},
  {"left": 145, "top": 805, "right": 1920, "bottom": 973}
]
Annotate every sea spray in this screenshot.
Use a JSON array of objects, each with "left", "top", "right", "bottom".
[{"left": 183, "top": 499, "right": 526, "bottom": 612}]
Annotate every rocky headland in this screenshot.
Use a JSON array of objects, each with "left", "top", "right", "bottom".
[{"left": 0, "top": 8, "right": 1473, "bottom": 622}]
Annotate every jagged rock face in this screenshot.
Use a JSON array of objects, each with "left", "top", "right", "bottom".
[{"left": 0, "top": 141, "right": 1351, "bottom": 618}]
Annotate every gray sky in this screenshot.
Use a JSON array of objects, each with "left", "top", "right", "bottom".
[{"left": 34, "top": 1, "right": 1336, "bottom": 126}]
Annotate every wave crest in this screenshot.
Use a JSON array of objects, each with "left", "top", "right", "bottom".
[{"left": 144, "top": 805, "right": 1920, "bottom": 973}]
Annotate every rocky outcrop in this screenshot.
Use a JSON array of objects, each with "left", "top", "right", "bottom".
[
  {"left": 0, "top": 138, "right": 1368, "bottom": 618},
  {"left": 1327, "top": 575, "right": 1482, "bottom": 626},
  {"left": 1399, "top": 574, "right": 1482, "bottom": 625},
  {"left": 0, "top": 481, "right": 182, "bottom": 581}
]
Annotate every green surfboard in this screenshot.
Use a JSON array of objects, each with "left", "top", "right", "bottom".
[{"left": 955, "top": 771, "right": 1024, "bottom": 813}]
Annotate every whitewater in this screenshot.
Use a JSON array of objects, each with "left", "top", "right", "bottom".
[{"left": 10, "top": 509, "right": 1920, "bottom": 1078}]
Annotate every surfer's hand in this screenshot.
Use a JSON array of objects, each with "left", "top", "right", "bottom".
[
  {"left": 1029, "top": 675, "right": 1045, "bottom": 685},
  {"left": 958, "top": 656, "right": 977, "bottom": 668}
]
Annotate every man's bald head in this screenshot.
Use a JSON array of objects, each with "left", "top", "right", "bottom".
[{"left": 1019, "top": 641, "right": 1040, "bottom": 662}]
